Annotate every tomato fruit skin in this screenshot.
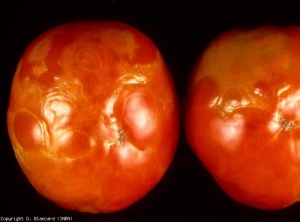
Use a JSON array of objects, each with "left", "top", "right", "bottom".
[
  {"left": 7, "top": 21, "right": 179, "bottom": 213},
  {"left": 184, "top": 26, "right": 300, "bottom": 210}
]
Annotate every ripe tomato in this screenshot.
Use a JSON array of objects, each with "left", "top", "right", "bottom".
[
  {"left": 7, "top": 21, "right": 179, "bottom": 213},
  {"left": 184, "top": 26, "right": 300, "bottom": 210}
]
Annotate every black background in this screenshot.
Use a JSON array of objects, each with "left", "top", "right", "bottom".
[{"left": 3, "top": 1, "right": 300, "bottom": 221}]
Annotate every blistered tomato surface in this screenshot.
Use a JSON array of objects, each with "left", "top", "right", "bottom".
[{"left": 7, "top": 21, "right": 179, "bottom": 213}]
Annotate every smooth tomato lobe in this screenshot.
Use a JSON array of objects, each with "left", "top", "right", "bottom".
[
  {"left": 123, "top": 93, "right": 156, "bottom": 141},
  {"left": 13, "top": 111, "right": 43, "bottom": 151}
]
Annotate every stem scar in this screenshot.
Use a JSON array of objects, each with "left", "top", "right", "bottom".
[{"left": 278, "top": 111, "right": 296, "bottom": 131}]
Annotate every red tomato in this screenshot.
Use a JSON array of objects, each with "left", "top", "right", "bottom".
[
  {"left": 7, "top": 21, "right": 179, "bottom": 213},
  {"left": 184, "top": 26, "right": 300, "bottom": 210}
]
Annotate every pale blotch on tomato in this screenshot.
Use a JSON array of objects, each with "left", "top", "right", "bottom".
[
  {"left": 59, "top": 40, "right": 106, "bottom": 89},
  {"left": 28, "top": 35, "right": 53, "bottom": 77},
  {"left": 101, "top": 29, "right": 140, "bottom": 60}
]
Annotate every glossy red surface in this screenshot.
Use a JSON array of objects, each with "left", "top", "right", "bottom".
[{"left": 185, "top": 26, "right": 300, "bottom": 209}]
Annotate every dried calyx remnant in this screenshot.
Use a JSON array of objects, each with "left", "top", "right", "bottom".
[
  {"left": 117, "top": 129, "right": 126, "bottom": 144},
  {"left": 278, "top": 111, "right": 296, "bottom": 131}
]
